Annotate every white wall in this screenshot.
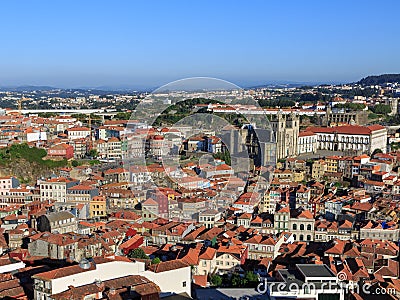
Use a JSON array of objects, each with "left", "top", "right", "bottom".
[
  {"left": 143, "top": 266, "right": 191, "bottom": 297},
  {"left": 38, "top": 260, "right": 191, "bottom": 299},
  {"left": 0, "top": 261, "right": 25, "bottom": 274},
  {"left": 27, "top": 132, "right": 47, "bottom": 142},
  {"left": 51, "top": 261, "right": 145, "bottom": 294}
]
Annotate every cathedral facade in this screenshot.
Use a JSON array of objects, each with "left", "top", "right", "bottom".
[{"left": 269, "top": 112, "right": 300, "bottom": 160}]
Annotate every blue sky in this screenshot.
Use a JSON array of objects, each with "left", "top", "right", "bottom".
[{"left": 0, "top": 1, "right": 399, "bottom": 89}]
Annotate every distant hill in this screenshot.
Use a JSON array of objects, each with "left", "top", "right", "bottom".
[
  {"left": 0, "top": 85, "right": 58, "bottom": 92},
  {"left": 0, "top": 85, "right": 146, "bottom": 93},
  {"left": 358, "top": 74, "right": 400, "bottom": 85}
]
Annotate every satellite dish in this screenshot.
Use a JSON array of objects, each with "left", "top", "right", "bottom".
[{"left": 78, "top": 258, "right": 91, "bottom": 270}]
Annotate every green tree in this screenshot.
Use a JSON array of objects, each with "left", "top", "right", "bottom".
[
  {"left": 370, "top": 104, "right": 391, "bottom": 115},
  {"left": 114, "top": 112, "right": 131, "bottom": 120},
  {"left": 213, "top": 150, "right": 231, "bottom": 166},
  {"left": 88, "top": 149, "right": 98, "bottom": 158},
  {"left": 244, "top": 271, "right": 259, "bottom": 287},
  {"left": 71, "top": 160, "right": 79, "bottom": 167},
  {"left": 335, "top": 103, "right": 366, "bottom": 111},
  {"left": 231, "top": 273, "right": 242, "bottom": 287},
  {"left": 151, "top": 257, "right": 161, "bottom": 264},
  {"left": 210, "top": 274, "right": 222, "bottom": 287},
  {"left": 391, "top": 142, "right": 400, "bottom": 150},
  {"left": 128, "top": 248, "right": 149, "bottom": 259},
  {"left": 89, "top": 159, "right": 100, "bottom": 166},
  {"left": 368, "top": 112, "right": 379, "bottom": 120}
]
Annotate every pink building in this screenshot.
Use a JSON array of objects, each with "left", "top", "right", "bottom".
[{"left": 0, "top": 176, "right": 20, "bottom": 196}]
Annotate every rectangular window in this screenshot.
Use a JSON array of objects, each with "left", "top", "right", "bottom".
[{"left": 182, "top": 281, "right": 186, "bottom": 287}]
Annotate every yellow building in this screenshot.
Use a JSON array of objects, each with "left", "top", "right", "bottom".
[
  {"left": 325, "top": 156, "right": 340, "bottom": 173},
  {"left": 312, "top": 159, "right": 327, "bottom": 181},
  {"left": 293, "top": 170, "right": 305, "bottom": 182},
  {"left": 90, "top": 196, "right": 107, "bottom": 219}
]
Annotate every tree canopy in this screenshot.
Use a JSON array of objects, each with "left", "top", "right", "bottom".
[
  {"left": 335, "top": 103, "right": 366, "bottom": 110},
  {"left": 370, "top": 104, "right": 391, "bottom": 115},
  {"left": 127, "top": 248, "right": 149, "bottom": 259},
  {"left": 258, "top": 98, "right": 295, "bottom": 108},
  {"left": 151, "top": 257, "right": 161, "bottom": 264},
  {"left": 210, "top": 274, "right": 222, "bottom": 286},
  {"left": 358, "top": 74, "right": 400, "bottom": 85}
]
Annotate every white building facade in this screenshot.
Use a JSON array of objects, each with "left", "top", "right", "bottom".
[
  {"left": 298, "top": 131, "right": 317, "bottom": 154},
  {"left": 309, "top": 125, "right": 387, "bottom": 154}
]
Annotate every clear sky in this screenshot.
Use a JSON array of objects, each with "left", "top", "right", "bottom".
[{"left": 1, "top": 0, "right": 399, "bottom": 89}]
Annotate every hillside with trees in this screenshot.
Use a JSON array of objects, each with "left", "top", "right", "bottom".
[
  {"left": 0, "top": 143, "right": 67, "bottom": 183},
  {"left": 358, "top": 74, "right": 400, "bottom": 85}
]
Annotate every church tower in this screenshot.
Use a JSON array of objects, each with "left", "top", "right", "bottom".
[{"left": 269, "top": 111, "right": 299, "bottom": 159}]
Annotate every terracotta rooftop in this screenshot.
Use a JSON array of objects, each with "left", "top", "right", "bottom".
[{"left": 148, "top": 259, "right": 189, "bottom": 273}]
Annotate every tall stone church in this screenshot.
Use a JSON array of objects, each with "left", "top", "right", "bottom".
[{"left": 269, "top": 112, "right": 299, "bottom": 160}]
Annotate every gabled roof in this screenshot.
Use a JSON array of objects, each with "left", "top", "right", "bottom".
[
  {"left": 199, "top": 247, "right": 216, "bottom": 260},
  {"left": 148, "top": 259, "right": 189, "bottom": 273},
  {"left": 142, "top": 198, "right": 158, "bottom": 206}
]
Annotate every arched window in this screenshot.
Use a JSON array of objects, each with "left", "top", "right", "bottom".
[
  {"left": 300, "top": 234, "right": 304, "bottom": 241},
  {"left": 293, "top": 224, "right": 297, "bottom": 230},
  {"left": 307, "top": 235, "right": 312, "bottom": 241},
  {"left": 300, "top": 224, "right": 305, "bottom": 230},
  {"left": 307, "top": 224, "right": 312, "bottom": 231}
]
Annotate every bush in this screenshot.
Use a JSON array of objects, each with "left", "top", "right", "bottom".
[
  {"left": 244, "top": 271, "right": 259, "bottom": 286},
  {"left": 128, "top": 248, "right": 149, "bottom": 259},
  {"left": 210, "top": 274, "right": 222, "bottom": 286},
  {"left": 151, "top": 257, "right": 161, "bottom": 264}
]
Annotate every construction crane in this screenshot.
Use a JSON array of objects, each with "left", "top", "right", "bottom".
[
  {"left": 17, "top": 96, "right": 28, "bottom": 113},
  {"left": 88, "top": 113, "right": 93, "bottom": 149}
]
